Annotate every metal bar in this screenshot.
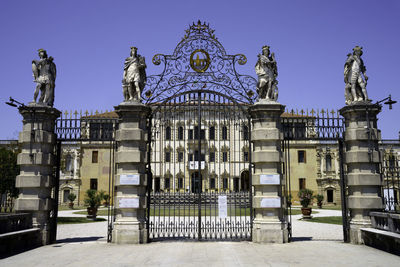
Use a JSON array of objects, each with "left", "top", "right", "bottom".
[
  {"left": 339, "top": 139, "right": 349, "bottom": 243},
  {"left": 50, "top": 140, "right": 61, "bottom": 244},
  {"left": 197, "top": 90, "right": 202, "bottom": 240}
]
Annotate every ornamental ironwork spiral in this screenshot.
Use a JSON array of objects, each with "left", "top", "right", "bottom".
[{"left": 142, "top": 21, "right": 257, "bottom": 104}]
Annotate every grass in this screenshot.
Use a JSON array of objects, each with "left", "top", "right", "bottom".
[
  {"left": 57, "top": 216, "right": 107, "bottom": 224},
  {"left": 57, "top": 205, "right": 86, "bottom": 211},
  {"left": 74, "top": 207, "right": 251, "bottom": 217},
  {"left": 302, "top": 216, "right": 343, "bottom": 225},
  {"left": 317, "top": 205, "right": 342, "bottom": 211},
  {"left": 286, "top": 208, "right": 319, "bottom": 216}
]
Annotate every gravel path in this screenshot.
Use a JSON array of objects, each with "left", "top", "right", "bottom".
[
  {"left": 290, "top": 208, "right": 343, "bottom": 241},
  {"left": 56, "top": 207, "right": 344, "bottom": 243}
]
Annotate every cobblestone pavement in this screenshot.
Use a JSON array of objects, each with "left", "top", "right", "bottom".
[{"left": 2, "top": 208, "right": 399, "bottom": 266}]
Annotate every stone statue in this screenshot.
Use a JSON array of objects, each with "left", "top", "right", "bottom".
[
  {"left": 32, "top": 49, "right": 56, "bottom": 106},
  {"left": 344, "top": 46, "right": 370, "bottom": 105},
  {"left": 255, "top": 45, "right": 278, "bottom": 101},
  {"left": 122, "top": 46, "right": 147, "bottom": 101}
]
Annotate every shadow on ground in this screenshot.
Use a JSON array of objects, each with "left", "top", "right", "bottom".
[{"left": 56, "top": 236, "right": 104, "bottom": 244}]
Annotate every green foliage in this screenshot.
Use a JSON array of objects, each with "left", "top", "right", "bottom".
[
  {"left": 0, "top": 147, "right": 20, "bottom": 198},
  {"left": 315, "top": 194, "right": 324, "bottom": 203},
  {"left": 67, "top": 192, "right": 77, "bottom": 203},
  {"left": 84, "top": 189, "right": 102, "bottom": 208},
  {"left": 298, "top": 188, "right": 314, "bottom": 208},
  {"left": 57, "top": 216, "right": 106, "bottom": 224}
]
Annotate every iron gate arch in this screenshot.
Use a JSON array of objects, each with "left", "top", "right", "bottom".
[{"left": 146, "top": 89, "right": 253, "bottom": 241}]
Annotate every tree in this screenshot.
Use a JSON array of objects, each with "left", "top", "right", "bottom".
[{"left": 0, "top": 147, "right": 19, "bottom": 199}]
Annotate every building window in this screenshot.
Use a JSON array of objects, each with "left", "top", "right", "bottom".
[
  {"left": 209, "top": 126, "right": 215, "bottom": 140},
  {"left": 165, "top": 152, "right": 171, "bottom": 162},
  {"left": 165, "top": 126, "right": 171, "bottom": 140},
  {"left": 178, "top": 126, "right": 184, "bottom": 140},
  {"left": 326, "top": 154, "right": 332, "bottom": 171},
  {"left": 233, "top": 177, "right": 239, "bottom": 192},
  {"left": 194, "top": 151, "right": 205, "bottom": 161},
  {"left": 242, "top": 125, "right": 249, "bottom": 140},
  {"left": 222, "top": 152, "right": 228, "bottom": 162},
  {"left": 92, "top": 151, "right": 98, "bottom": 163},
  {"left": 222, "top": 126, "right": 228, "bottom": 140},
  {"left": 243, "top": 151, "right": 249, "bottom": 162},
  {"left": 165, "top": 178, "right": 170, "bottom": 190},
  {"left": 194, "top": 126, "right": 205, "bottom": 140},
  {"left": 223, "top": 178, "right": 228, "bottom": 190},
  {"left": 299, "top": 178, "right": 306, "bottom": 190},
  {"left": 65, "top": 155, "right": 73, "bottom": 171},
  {"left": 178, "top": 152, "right": 183, "bottom": 162},
  {"left": 209, "top": 152, "right": 215, "bottom": 162},
  {"left": 154, "top": 177, "right": 160, "bottom": 192},
  {"left": 210, "top": 178, "right": 216, "bottom": 189},
  {"left": 298, "top": 150, "right": 306, "bottom": 163},
  {"left": 188, "top": 129, "right": 193, "bottom": 140},
  {"left": 178, "top": 178, "right": 183, "bottom": 189},
  {"left": 90, "top": 178, "right": 98, "bottom": 190}
]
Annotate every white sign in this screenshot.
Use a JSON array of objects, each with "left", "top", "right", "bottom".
[
  {"left": 260, "top": 197, "right": 281, "bottom": 208},
  {"left": 188, "top": 161, "right": 205, "bottom": 170},
  {"left": 260, "top": 174, "right": 280, "bottom": 185},
  {"left": 120, "top": 174, "right": 140, "bottom": 185},
  {"left": 119, "top": 198, "right": 139, "bottom": 208},
  {"left": 384, "top": 189, "right": 395, "bottom": 211},
  {"left": 218, "top": 195, "right": 228, "bottom": 218}
]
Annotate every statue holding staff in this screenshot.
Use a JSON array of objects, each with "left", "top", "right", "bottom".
[
  {"left": 122, "top": 46, "right": 147, "bottom": 101},
  {"left": 32, "top": 49, "right": 56, "bottom": 106}
]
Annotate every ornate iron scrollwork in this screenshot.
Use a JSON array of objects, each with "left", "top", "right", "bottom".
[{"left": 143, "top": 20, "right": 257, "bottom": 104}]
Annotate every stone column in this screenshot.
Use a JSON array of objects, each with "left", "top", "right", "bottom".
[
  {"left": 112, "top": 102, "right": 150, "bottom": 244},
  {"left": 250, "top": 101, "right": 288, "bottom": 243},
  {"left": 15, "top": 105, "right": 61, "bottom": 245},
  {"left": 340, "top": 103, "right": 382, "bottom": 244}
]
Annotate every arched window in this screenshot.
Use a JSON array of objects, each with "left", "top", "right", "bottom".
[
  {"left": 222, "top": 126, "right": 228, "bottom": 140},
  {"left": 178, "top": 126, "right": 184, "bottom": 140},
  {"left": 242, "top": 125, "right": 249, "bottom": 140},
  {"left": 165, "top": 126, "right": 171, "bottom": 140},
  {"left": 326, "top": 154, "right": 332, "bottom": 171}
]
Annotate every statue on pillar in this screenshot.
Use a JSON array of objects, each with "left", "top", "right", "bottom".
[
  {"left": 344, "top": 46, "right": 370, "bottom": 105},
  {"left": 122, "top": 46, "right": 147, "bottom": 102},
  {"left": 32, "top": 49, "right": 56, "bottom": 106},
  {"left": 255, "top": 45, "right": 278, "bottom": 101}
]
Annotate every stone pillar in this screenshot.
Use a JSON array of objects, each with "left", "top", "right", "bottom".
[
  {"left": 250, "top": 101, "right": 288, "bottom": 243},
  {"left": 15, "top": 105, "right": 61, "bottom": 245},
  {"left": 112, "top": 102, "right": 150, "bottom": 244},
  {"left": 340, "top": 103, "right": 382, "bottom": 244}
]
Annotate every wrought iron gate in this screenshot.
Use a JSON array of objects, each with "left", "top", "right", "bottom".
[
  {"left": 146, "top": 90, "right": 252, "bottom": 240},
  {"left": 53, "top": 111, "right": 117, "bottom": 243},
  {"left": 281, "top": 109, "right": 349, "bottom": 242}
]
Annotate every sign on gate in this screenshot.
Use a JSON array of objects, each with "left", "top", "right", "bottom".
[{"left": 218, "top": 195, "right": 228, "bottom": 218}]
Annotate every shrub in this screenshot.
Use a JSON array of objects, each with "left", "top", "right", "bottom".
[
  {"left": 67, "top": 192, "right": 76, "bottom": 203},
  {"left": 84, "top": 189, "right": 102, "bottom": 209},
  {"left": 298, "top": 188, "right": 314, "bottom": 208}
]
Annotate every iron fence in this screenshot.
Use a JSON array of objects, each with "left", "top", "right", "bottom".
[{"left": 379, "top": 140, "right": 400, "bottom": 212}]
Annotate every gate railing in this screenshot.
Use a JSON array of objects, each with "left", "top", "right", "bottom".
[{"left": 379, "top": 140, "right": 400, "bottom": 213}]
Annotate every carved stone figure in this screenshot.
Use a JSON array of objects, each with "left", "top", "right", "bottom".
[
  {"left": 122, "top": 47, "right": 147, "bottom": 101},
  {"left": 32, "top": 49, "right": 56, "bottom": 106},
  {"left": 255, "top": 45, "right": 278, "bottom": 101},
  {"left": 344, "top": 46, "right": 370, "bottom": 105}
]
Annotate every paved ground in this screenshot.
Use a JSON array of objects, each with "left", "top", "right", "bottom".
[{"left": 2, "top": 208, "right": 399, "bottom": 266}]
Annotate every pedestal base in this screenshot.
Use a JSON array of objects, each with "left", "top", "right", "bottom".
[
  {"left": 349, "top": 219, "right": 372, "bottom": 244},
  {"left": 112, "top": 221, "right": 147, "bottom": 244},
  {"left": 252, "top": 220, "right": 288, "bottom": 243}
]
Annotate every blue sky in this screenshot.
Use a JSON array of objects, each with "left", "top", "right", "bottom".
[{"left": 0, "top": 0, "right": 399, "bottom": 139}]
